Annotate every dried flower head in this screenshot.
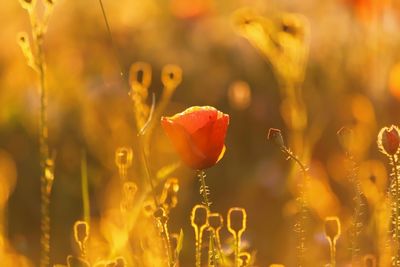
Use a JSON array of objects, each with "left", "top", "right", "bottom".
[
  {"left": 267, "top": 128, "right": 285, "bottom": 147},
  {"left": 160, "top": 177, "right": 179, "bottom": 211},
  {"left": 73, "top": 221, "right": 89, "bottom": 247},
  {"left": 239, "top": 252, "right": 251, "bottom": 266},
  {"left": 227, "top": 207, "right": 247, "bottom": 237},
  {"left": 377, "top": 125, "right": 400, "bottom": 156},
  {"left": 191, "top": 204, "right": 209, "bottom": 229},
  {"left": 162, "top": 64, "right": 182, "bottom": 91},
  {"left": 123, "top": 182, "right": 137, "bottom": 199},
  {"left": 324, "top": 216, "right": 341, "bottom": 243},
  {"left": 208, "top": 212, "right": 223, "bottom": 232},
  {"left": 115, "top": 147, "right": 133, "bottom": 169}
]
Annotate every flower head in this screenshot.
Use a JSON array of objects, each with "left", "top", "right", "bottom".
[
  {"left": 377, "top": 125, "right": 400, "bottom": 156},
  {"left": 161, "top": 106, "right": 229, "bottom": 170}
]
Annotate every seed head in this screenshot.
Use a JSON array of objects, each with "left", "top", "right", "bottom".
[
  {"left": 191, "top": 205, "right": 209, "bottom": 230},
  {"left": 227, "top": 207, "right": 247, "bottom": 237},
  {"left": 73, "top": 221, "right": 89, "bottom": 246},
  {"left": 324, "top": 216, "right": 341, "bottom": 243}
]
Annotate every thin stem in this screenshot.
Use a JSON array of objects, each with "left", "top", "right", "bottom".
[
  {"left": 346, "top": 152, "right": 363, "bottom": 266},
  {"left": 280, "top": 146, "right": 308, "bottom": 267},
  {"left": 197, "top": 170, "right": 218, "bottom": 266},
  {"left": 234, "top": 233, "right": 239, "bottom": 267},
  {"left": 160, "top": 220, "right": 174, "bottom": 266},
  {"left": 138, "top": 135, "right": 159, "bottom": 207},
  {"left": 330, "top": 240, "right": 336, "bottom": 267},
  {"left": 391, "top": 155, "right": 400, "bottom": 266},
  {"left": 98, "top": 0, "right": 125, "bottom": 78},
  {"left": 33, "top": 22, "right": 52, "bottom": 267},
  {"left": 198, "top": 170, "right": 211, "bottom": 208},
  {"left": 81, "top": 150, "right": 90, "bottom": 225},
  {"left": 195, "top": 227, "right": 203, "bottom": 267}
]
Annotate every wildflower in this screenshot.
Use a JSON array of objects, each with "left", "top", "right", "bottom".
[
  {"left": 161, "top": 106, "right": 229, "bottom": 170},
  {"left": 377, "top": 125, "right": 400, "bottom": 156}
]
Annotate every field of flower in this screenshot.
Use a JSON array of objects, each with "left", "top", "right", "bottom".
[{"left": 1, "top": 0, "right": 400, "bottom": 266}]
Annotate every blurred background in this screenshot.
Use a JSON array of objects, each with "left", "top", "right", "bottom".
[{"left": 1, "top": 0, "right": 400, "bottom": 266}]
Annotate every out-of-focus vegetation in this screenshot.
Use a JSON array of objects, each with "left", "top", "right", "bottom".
[{"left": 2, "top": 0, "right": 400, "bottom": 266}]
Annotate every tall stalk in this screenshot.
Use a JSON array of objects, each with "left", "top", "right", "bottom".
[
  {"left": 390, "top": 155, "right": 400, "bottom": 266},
  {"left": 197, "top": 170, "right": 218, "bottom": 266},
  {"left": 18, "top": 1, "right": 56, "bottom": 266}
]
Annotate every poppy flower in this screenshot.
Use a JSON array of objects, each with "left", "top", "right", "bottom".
[{"left": 161, "top": 106, "right": 229, "bottom": 170}]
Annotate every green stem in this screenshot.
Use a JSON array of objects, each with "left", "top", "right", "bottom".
[
  {"left": 391, "top": 155, "right": 400, "bottom": 266},
  {"left": 34, "top": 26, "right": 52, "bottom": 267},
  {"left": 197, "top": 170, "right": 218, "bottom": 266},
  {"left": 234, "top": 233, "right": 239, "bottom": 267},
  {"left": 81, "top": 150, "right": 90, "bottom": 225},
  {"left": 195, "top": 227, "right": 203, "bottom": 267},
  {"left": 330, "top": 240, "right": 336, "bottom": 267},
  {"left": 281, "top": 146, "right": 308, "bottom": 267}
]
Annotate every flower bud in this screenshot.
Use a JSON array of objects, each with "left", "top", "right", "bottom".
[
  {"left": 377, "top": 125, "right": 400, "bottom": 156},
  {"left": 267, "top": 128, "right": 285, "bottom": 147}
]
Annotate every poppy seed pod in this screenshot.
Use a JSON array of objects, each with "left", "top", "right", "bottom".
[
  {"left": 191, "top": 205, "right": 209, "bottom": 229},
  {"left": 73, "top": 221, "right": 89, "bottom": 246},
  {"left": 227, "top": 207, "right": 247, "bottom": 237},
  {"left": 115, "top": 147, "right": 133, "bottom": 169},
  {"left": 162, "top": 106, "right": 229, "bottom": 170},
  {"left": 324, "top": 216, "right": 341, "bottom": 243},
  {"left": 377, "top": 125, "right": 400, "bottom": 156},
  {"left": 208, "top": 212, "right": 223, "bottom": 232}
]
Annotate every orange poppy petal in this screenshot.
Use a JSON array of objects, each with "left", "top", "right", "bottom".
[
  {"left": 168, "top": 106, "right": 218, "bottom": 134},
  {"left": 161, "top": 117, "right": 207, "bottom": 169}
]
